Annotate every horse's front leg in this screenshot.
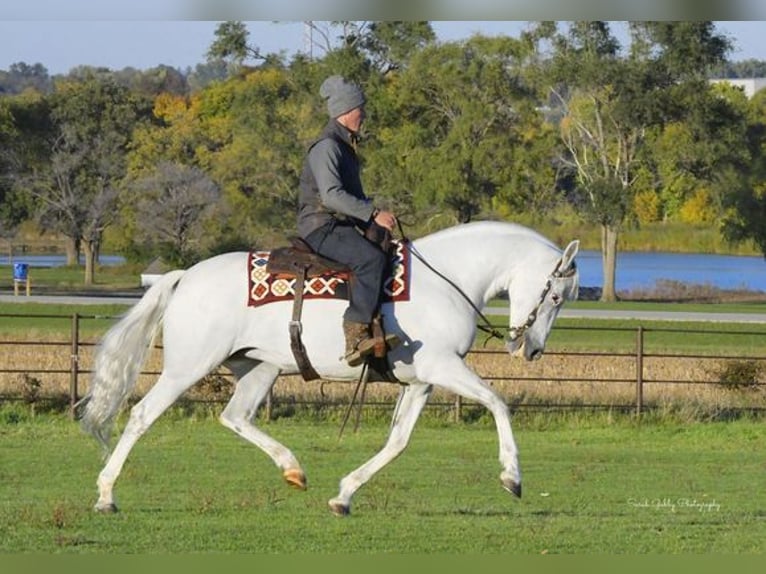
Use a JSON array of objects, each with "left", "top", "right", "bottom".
[
  {"left": 423, "top": 355, "right": 522, "bottom": 498},
  {"left": 328, "top": 382, "right": 432, "bottom": 516}
]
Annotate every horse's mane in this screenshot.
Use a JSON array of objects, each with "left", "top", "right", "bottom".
[{"left": 414, "top": 220, "right": 560, "bottom": 252}]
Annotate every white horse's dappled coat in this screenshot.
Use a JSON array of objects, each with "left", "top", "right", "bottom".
[{"left": 80, "top": 221, "right": 579, "bottom": 515}]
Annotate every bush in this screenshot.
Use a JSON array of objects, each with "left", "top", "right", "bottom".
[{"left": 713, "top": 359, "right": 764, "bottom": 392}]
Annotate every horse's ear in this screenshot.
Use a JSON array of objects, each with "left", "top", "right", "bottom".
[{"left": 560, "top": 240, "right": 579, "bottom": 271}]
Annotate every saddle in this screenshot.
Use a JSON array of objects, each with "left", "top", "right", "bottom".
[{"left": 265, "top": 232, "right": 392, "bottom": 381}]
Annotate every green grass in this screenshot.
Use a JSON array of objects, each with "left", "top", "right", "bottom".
[
  {"left": 0, "top": 412, "right": 763, "bottom": 553},
  {"left": 0, "top": 303, "right": 128, "bottom": 337},
  {"left": 3, "top": 263, "right": 146, "bottom": 292},
  {"left": 487, "top": 298, "right": 766, "bottom": 315},
  {"left": 567, "top": 299, "right": 766, "bottom": 314},
  {"left": 474, "top": 315, "right": 766, "bottom": 355}
]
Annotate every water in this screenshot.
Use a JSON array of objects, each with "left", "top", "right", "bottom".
[
  {"left": 578, "top": 249, "right": 766, "bottom": 293},
  {"left": 1, "top": 254, "right": 126, "bottom": 268}
]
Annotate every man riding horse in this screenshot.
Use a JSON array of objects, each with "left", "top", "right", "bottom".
[{"left": 297, "top": 75, "right": 400, "bottom": 366}]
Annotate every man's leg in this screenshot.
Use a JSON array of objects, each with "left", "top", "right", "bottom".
[
  {"left": 307, "top": 224, "right": 385, "bottom": 323},
  {"left": 305, "top": 224, "right": 389, "bottom": 365}
]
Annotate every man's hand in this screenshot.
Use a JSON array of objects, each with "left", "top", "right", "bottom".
[{"left": 373, "top": 209, "right": 397, "bottom": 231}]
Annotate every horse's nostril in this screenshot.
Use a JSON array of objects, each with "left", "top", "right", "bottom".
[{"left": 530, "top": 349, "right": 543, "bottom": 361}]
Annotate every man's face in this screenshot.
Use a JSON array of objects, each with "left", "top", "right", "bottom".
[{"left": 341, "top": 105, "right": 365, "bottom": 134}]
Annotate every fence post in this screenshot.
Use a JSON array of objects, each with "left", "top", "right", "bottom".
[
  {"left": 454, "top": 394, "right": 462, "bottom": 423},
  {"left": 69, "top": 312, "right": 80, "bottom": 418},
  {"left": 264, "top": 388, "right": 273, "bottom": 422},
  {"left": 636, "top": 325, "right": 644, "bottom": 417}
]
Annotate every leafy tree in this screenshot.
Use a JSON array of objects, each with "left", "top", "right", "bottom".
[
  {"left": 358, "top": 21, "right": 435, "bottom": 72},
  {"left": 29, "top": 73, "right": 149, "bottom": 283},
  {"left": 129, "top": 161, "right": 220, "bottom": 266},
  {"left": 207, "top": 21, "right": 265, "bottom": 69},
  {"left": 721, "top": 88, "right": 766, "bottom": 256},
  {"left": 638, "top": 81, "right": 750, "bottom": 227},
  {"left": 187, "top": 60, "right": 229, "bottom": 93},
  {"left": 113, "top": 65, "right": 189, "bottom": 97},
  {"left": 531, "top": 21, "right": 732, "bottom": 301},
  {"left": 0, "top": 92, "right": 52, "bottom": 258},
  {"left": 708, "top": 58, "right": 766, "bottom": 79},
  {"left": 0, "top": 99, "right": 20, "bottom": 255},
  {"left": 199, "top": 69, "right": 310, "bottom": 248},
  {"left": 365, "top": 35, "right": 549, "bottom": 229},
  {"left": 0, "top": 62, "right": 52, "bottom": 95}
]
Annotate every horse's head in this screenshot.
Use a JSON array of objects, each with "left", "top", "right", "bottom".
[{"left": 505, "top": 239, "right": 579, "bottom": 361}]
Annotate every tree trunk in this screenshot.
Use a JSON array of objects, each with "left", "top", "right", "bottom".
[
  {"left": 65, "top": 236, "right": 80, "bottom": 266},
  {"left": 82, "top": 240, "right": 96, "bottom": 286},
  {"left": 600, "top": 224, "right": 619, "bottom": 302}
]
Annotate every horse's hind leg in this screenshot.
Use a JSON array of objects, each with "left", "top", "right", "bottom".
[
  {"left": 219, "top": 360, "right": 306, "bottom": 490},
  {"left": 94, "top": 371, "right": 199, "bottom": 512},
  {"left": 328, "top": 382, "right": 432, "bottom": 516}
]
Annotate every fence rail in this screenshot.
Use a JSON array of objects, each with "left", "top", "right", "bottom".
[{"left": 1, "top": 312, "right": 765, "bottom": 420}]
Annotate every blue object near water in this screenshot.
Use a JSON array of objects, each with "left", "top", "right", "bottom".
[{"left": 12, "top": 263, "right": 28, "bottom": 281}]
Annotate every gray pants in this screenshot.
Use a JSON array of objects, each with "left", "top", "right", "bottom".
[{"left": 303, "top": 221, "right": 386, "bottom": 324}]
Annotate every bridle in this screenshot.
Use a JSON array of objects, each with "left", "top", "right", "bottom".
[
  {"left": 507, "top": 259, "right": 577, "bottom": 344},
  {"left": 397, "top": 221, "right": 576, "bottom": 346}
]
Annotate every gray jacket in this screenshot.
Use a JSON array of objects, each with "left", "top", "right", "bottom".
[{"left": 297, "top": 119, "right": 376, "bottom": 239}]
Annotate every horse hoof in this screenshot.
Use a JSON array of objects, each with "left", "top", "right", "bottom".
[
  {"left": 501, "top": 478, "right": 522, "bottom": 498},
  {"left": 94, "top": 502, "right": 118, "bottom": 513},
  {"left": 328, "top": 499, "right": 350, "bottom": 517},
  {"left": 283, "top": 468, "right": 307, "bottom": 490}
]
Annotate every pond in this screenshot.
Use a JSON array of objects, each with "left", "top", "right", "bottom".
[
  {"left": 577, "top": 249, "right": 766, "bottom": 293},
  {"left": 1, "top": 254, "right": 126, "bottom": 268}
]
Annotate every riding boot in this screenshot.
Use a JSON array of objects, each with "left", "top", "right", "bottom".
[
  {"left": 342, "top": 320, "right": 377, "bottom": 367},
  {"left": 370, "top": 316, "right": 401, "bottom": 358}
]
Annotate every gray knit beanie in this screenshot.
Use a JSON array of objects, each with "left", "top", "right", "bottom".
[{"left": 320, "top": 75, "right": 366, "bottom": 118}]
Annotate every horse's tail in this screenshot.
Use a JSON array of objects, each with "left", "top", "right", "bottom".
[{"left": 78, "top": 269, "right": 186, "bottom": 452}]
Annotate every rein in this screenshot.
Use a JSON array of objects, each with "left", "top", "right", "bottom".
[
  {"left": 396, "top": 220, "right": 576, "bottom": 346},
  {"left": 396, "top": 221, "right": 506, "bottom": 345}
]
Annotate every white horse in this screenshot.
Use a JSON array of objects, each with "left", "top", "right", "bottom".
[{"left": 79, "top": 220, "right": 579, "bottom": 516}]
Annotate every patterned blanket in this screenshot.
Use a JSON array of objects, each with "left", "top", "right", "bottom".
[{"left": 247, "top": 240, "right": 411, "bottom": 307}]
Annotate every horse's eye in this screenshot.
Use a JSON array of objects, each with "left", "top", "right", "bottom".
[{"left": 551, "top": 292, "right": 562, "bottom": 306}]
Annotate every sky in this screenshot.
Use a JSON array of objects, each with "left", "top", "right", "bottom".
[{"left": 0, "top": 20, "right": 765, "bottom": 75}]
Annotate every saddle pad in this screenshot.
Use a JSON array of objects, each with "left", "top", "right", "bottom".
[{"left": 247, "top": 240, "right": 411, "bottom": 307}]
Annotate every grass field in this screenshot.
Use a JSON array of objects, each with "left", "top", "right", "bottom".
[{"left": 0, "top": 412, "right": 764, "bottom": 553}]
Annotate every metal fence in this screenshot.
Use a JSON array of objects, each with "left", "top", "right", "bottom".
[{"left": 1, "top": 312, "right": 765, "bottom": 419}]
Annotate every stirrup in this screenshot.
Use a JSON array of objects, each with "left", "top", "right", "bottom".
[
  {"left": 345, "top": 333, "right": 400, "bottom": 367},
  {"left": 344, "top": 338, "right": 377, "bottom": 367}
]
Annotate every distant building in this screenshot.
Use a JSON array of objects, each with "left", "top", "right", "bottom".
[{"left": 709, "top": 77, "right": 766, "bottom": 98}]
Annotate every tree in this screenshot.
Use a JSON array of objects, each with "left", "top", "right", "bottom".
[
  {"left": 207, "top": 21, "right": 265, "bottom": 69},
  {"left": 532, "top": 21, "right": 732, "bottom": 301},
  {"left": 187, "top": 60, "right": 229, "bottom": 93},
  {"left": 358, "top": 21, "right": 435, "bottom": 72},
  {"left": 129, "top": 161, "right": 220, "bottom": 266},
  {"left": 114, "top": 65, "right": 190, "bottom": 98},
  {"left": 721, "top": 87, "right": 766, "bottom": 256},
  {"left": 0, "top": 62, "right": 52, "bottom": 95},
  {"left": 364, "top": 35, "right": 548, "bottom": 228},
  {"left": 30, "top": 73, "right": 149, "bottom": 283},
  {"left": 0, "top": 92, "right": 52, "bottom": 259},
  {"left": 0, "top": 99, "right": 21, "bottom": 256}
]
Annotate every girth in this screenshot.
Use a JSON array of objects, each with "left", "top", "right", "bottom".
[{"left": 265, "top": 237, "right": 350, "bottom": 381}]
